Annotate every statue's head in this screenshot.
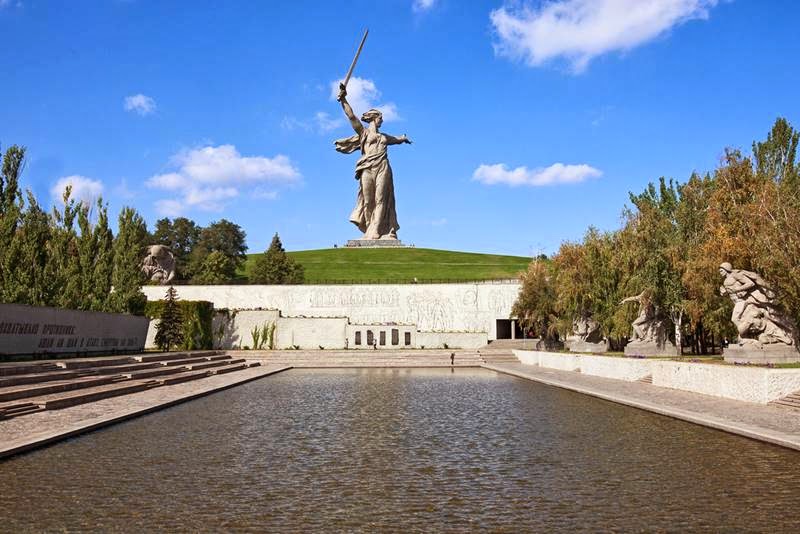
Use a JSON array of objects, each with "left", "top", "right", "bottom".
[
  {"left": 361, "top": 109, "right": 383, "bottom": 127},
  {"left": 719, "top": 262, "right": 733, "bottom": 276}
]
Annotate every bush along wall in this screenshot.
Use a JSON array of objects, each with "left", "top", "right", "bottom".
[{"left": 145, "top": 300, "right": 214, "bottom": 350}]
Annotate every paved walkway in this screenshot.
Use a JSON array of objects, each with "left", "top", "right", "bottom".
[
  {"left": 0, "top": 364, "right": 289, "bottom": 459},
  {"left": 484, "top": 362, "right": 800, "bottom": 451}
]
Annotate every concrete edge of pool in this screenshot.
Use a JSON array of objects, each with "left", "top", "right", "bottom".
[
  {"left": 2, "top": 362, "right": 800, "bottom": 459},
  {"left": 0, "top": 364, "right": 292, "bottom": 460},
  {"left": 484, "top": 363, "right": 800, "bottom": 452}
]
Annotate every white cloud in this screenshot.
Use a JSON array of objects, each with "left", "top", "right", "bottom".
[
  {"left": 50, "top": 175, "right": 104, "bottom": 206},
  {"left": 413, "top": 0, "right": 437, "bottom": 12},
  {"left": 155, "top": 199, "right": 184, "bottom": 217},
  {"left": 430, "top": 217, "right": 448, "bottom": 226},
  {"left": 472, "top": 162, "right": 602, "bottom": 186},
  {"left": 280, "top": 112, "right": 344, "bottom": 133},
  {"left": 315, "top": 112, "right": 345, "bottom": 132},
  {"left": 124, "top": 93, "right": 157, "bottom": 115},
  {"left": 147, "top": 144, "right": 301, "bottom": 212},
  {"left": 330, "top": 77, "right": 400, "bottom": 122},
  {"left": 490, "top": 0, "right": 718, "bottom": 73}
]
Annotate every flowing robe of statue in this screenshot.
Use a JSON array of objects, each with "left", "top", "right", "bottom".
[
  {"left": 335, "top": 126, "right": 400, "bottom": 239},
  {"left": 334, "top": 82, "right": 410, "bottom": 240}
]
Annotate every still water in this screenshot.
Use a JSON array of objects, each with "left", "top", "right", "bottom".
[{"left": 2, "top": 368, "right": 800, "bottom": 532}]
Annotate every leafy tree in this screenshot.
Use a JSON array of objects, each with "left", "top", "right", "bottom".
[
  {"left": 189, "top": 219, "right": 247, "bottom": 283},
  {"left": 2, "top": 192, "right": 50, "bottom": 305},
  {"left": 511, "top": 259, "right": 559, "bottom": 342},
  {"left": 108, "top": 207, "right": 148, "bottom": 314},
  {"left": 250, "top": 233, "right": 305, "bottom": 284},
  {"left": 153, "top": 216, "right": 201, "bottom": 279},
  {"left": 0, "top": 145, "right": 25, "bottom": 295},
  {"left": 154, "top": 286, "right": 184, "bottom": 350},
  {"left": 46, "top": 188, "right": 83, "bottom": 309},
  {"left": 192, "top": 250, "right": 237, "bottom": 284}
]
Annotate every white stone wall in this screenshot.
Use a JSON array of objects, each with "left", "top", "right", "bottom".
[
  {"left": 415, "top": 331, "right": 488, "bottom": 349},
  {"left": 276, "top": 317, "right": 348, "bottom": 350},
  {"left": 214, "top": 310, "right": 280, "bottom": 349},
  {"left": 538, "top": 351, "right": 581, "bottom": 371},
  {"left": 141, "top": 282, "right": 519, "bottom": 339},
  {"left": 579, "top": 355, "right": 652, "bottom": 381},
  {"left": 0, "top": 303, "right": 149, "bottom": 356},
  {"left": 514, "top": 350, "right": 540, "bottom": 366}
]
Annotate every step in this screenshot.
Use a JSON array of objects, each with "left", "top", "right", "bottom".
[
  {"left": 248, "top": 362, "right": 261, "bottom": 368},
  {"left": 770, "top": 399, "right": 800, "bottom": 409},
  {"left": 212, "top": 363, "right": 248, "bottom": 375},
  {"left": 0, "top": 369, "right": 93, "bottom": 388},
  {"left": 187, "top": 359, "right": 244, "bottom": 371},
  {"left": 163, "top": 357, "right": 214, "bottom": 367},
  {"left": 0, "top": 375, "right": 125, "bottom": 402},
  {"left": 136, "top": 351, "right": 222, "bottom": 363},
  {"left": 157, "top": 369, "right": 212, "bottom": 386},
  {"left": 0, "top": 402, "right": 45, "bottom": 419},
  {"left": 56, "top": 357, "right": 136, "bottom": 370},
  {"left": 89, "top": 362, "right": 163, "bottom": 375},
  {"left": 43, "top": 380, "right": 160, "bottom": 410},
  {"left": 637, "top": 375, "right": 654, "bottom": 384},
  {"left": 0, "top": 363, "right": 61, "bottom": 377},
  {"left": 124, "top": 366, "right": 190, "bottom": 380}
]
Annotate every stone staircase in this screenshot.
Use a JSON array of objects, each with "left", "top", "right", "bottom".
[
  {"left": 769, "top": 391, "right": 800, "bottom": 409},
  {"left": 479, "top": 350, "right": 520, "bottom": 365},
  {"left": 0, "top": 351, "right": 259, "bottom": 421},
  {"left": 637, "top": 375, "right": 654, "bottom": 384}
]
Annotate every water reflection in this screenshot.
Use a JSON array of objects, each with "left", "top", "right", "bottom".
[{"left": 2, "top": 368, "right": 800, "bottom": 532}]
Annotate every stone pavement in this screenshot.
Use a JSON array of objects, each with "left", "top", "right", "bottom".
[
  {"left": 0, "top": 364, "right": 289, "bottom": 459},
  {"left": 484, "top": 362, "right": 800, "bottom": 451}
]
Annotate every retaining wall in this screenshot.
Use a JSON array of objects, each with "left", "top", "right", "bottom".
[{"left": 0, "top": 303, "right": 149, "bottom": 357}]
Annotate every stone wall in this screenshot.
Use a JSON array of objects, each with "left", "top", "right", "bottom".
[
  {"left": 513, "top": 349, "right": 800, "bottom": 403},
  {"left": 0, "top": 303, "right": 149, "bottom": 357},
  {"left": 415, "top": 331, "right": 488, "bottom": 349},
  {"left": 346, "top": 324, "right": 416, "bottom": 350},
  {"left": 141, "top": 282, "right": 519, "bottom": 339},
  {"left": 276, "top": 317, "right": 348, "bottom": 350}
]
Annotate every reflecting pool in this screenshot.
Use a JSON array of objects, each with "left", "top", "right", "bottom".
[{"left": 2, "top": 368, "right": 800, "bottom": 532}]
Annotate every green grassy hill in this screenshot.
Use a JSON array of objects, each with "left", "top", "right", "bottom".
[{"left": 242, "top": 248, "right": 530, "bottom": 284}]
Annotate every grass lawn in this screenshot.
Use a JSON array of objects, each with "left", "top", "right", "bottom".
[{"left": 241, "top": 247, "right": 531, "bottom": 284}]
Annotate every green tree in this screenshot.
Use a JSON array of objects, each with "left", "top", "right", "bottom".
[
  {"left": 2, "top": 192, "right": 51, "bottom": 305},
  {"left": 189, "top": 219, "right": 247, "bottom": 283},
  {"left": 250, "top": 233, "right": 305, "bottom": 284},
  {"left": 152, "top": 216, "right": 201, "bottom": 280},
  {"left": 511, "top": 259, "right": 559, "bottom": 342},
  {"left": 0, "top": 145, "right": 25, "bottom": 296},
  {"left": 46, "top": 188, "right": 83, "bottom": 309},
  {"left": 192, "top": 250, "right": 237, "bottom": 284},
  {"left": 108, "top": 207, "right": 148, "bottom": 314},
  {"left": 154, "top": 286, "right": 184, "bottom": 350}
]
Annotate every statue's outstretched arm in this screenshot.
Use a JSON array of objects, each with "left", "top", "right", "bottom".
[
  {"left": 384, "top": 133, "right": 412, "bottom": 145},
  {"left": 337, "top": 84, "right": 363, "bottom": 135}
]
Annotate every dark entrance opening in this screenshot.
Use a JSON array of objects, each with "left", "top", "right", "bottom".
[{"left": 496, "top": 319, "right": 512, "bottom": 339}]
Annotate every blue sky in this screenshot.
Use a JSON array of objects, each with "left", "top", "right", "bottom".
[{"left": 2, "top": 0, "right": 799, "bottom": 256}]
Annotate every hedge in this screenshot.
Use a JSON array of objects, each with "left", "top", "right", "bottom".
[{"left": 145, "top": 300, "right": 214, "bottom": 350}]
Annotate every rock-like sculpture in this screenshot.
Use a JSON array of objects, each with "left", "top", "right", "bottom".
[
  {"left": 334, "top": 30, "right": 411, "bottom": 244},
  {"left": 620, "top": 291, "right": 675, "bottom": 356},
  {"left": 719, "top": 263, "right": 798, "bottom": 363},
  {"left": 142, "top": 245, "right": 176, "bottom": 285},
  {"left": 566, "top": 315, "right": 607, "bottom": 353}
]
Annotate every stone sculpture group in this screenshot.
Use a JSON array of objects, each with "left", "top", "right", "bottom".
[
  {"left": 619, "top": 291, "right": 675, "bottom": 356},
  {"left": 718, "top": 263, "right": 796, "bottom": 362}
]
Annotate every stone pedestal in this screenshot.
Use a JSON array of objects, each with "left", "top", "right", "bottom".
[
  {"left": 624, "top": 340, "right": 676, "bottom": 358},
  {"left": 723, "top": 343, "right": 800, "bottom": 364},
  {"left": 567, "top": 340, "right": 608, "bottom": 353},
  {"left": 345, "top": 239, "right": 406, "bottom": 248}
]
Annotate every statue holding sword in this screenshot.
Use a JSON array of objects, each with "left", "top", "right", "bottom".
[{"left": 335, "top": 29, "right": 412, "bottom": 241}]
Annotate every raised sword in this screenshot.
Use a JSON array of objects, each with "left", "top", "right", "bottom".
[{"left": 338, "top": 29, "right": 369, "bottom": 100}]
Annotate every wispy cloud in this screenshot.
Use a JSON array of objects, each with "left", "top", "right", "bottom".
[
  {"left": 147, "top": 144, "right": 300, "bottom": 213},
  {"left": 490, "top": 0, "right": 719, "bottom": 73},
  {"left": 472, "top": 162, "right": 602, "bottom": 186},
  {"left": 50, "top": 175, "right": 104, "bottom": 205},
  {"left": 413, "top": 0, "right": 437, "bottom": 13},
  {"left": 124, "top": 93, "right": 157, "bottom": 115},
  {"left": 281, "top": 112, "right": 344, "bottom": 133},
  {"left": 330, "top": 77, "right": 400, "bottom": 122}
]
